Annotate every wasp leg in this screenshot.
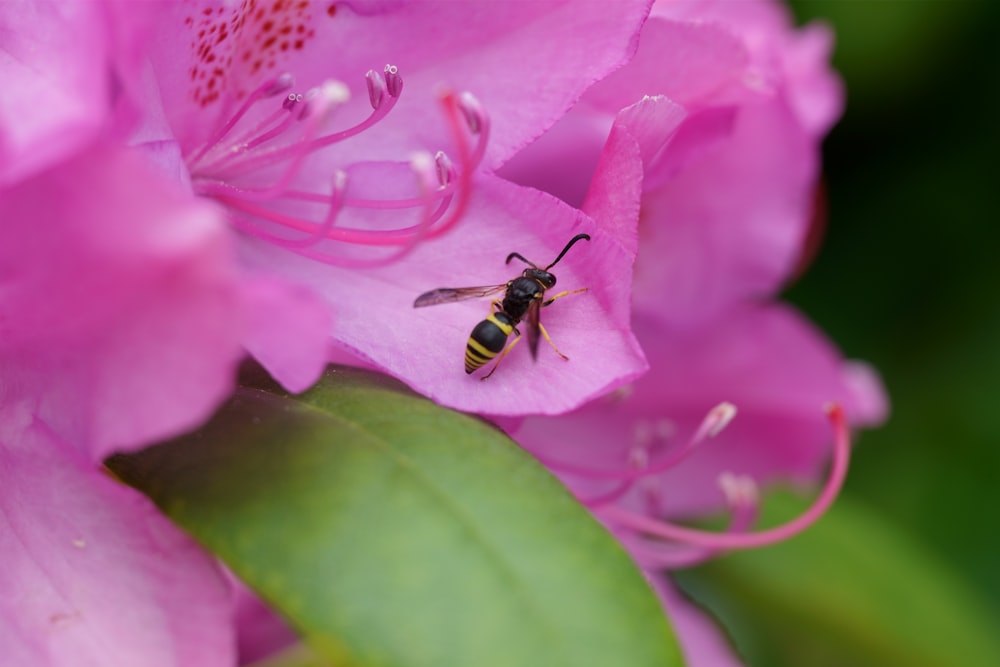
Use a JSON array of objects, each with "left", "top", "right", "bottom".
[
  {"left": 537, "top": 322, "right": 571, "bottom": 360},
  {"left": 482, "top": 331, "right": 522, "bottom": 381},
  {"left": 542, "top": 287, "right": 588, "bottom": 307}
]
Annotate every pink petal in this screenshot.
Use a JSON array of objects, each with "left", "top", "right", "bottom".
[
  {"left": 228, "top": 576, "right": 296, "bottom": 665},
  {"left": 0, "top": 424, "right": 234, "bottom": 667},
  {"left": 632, "top": 95, "right": 818, "bottom": 326},
  {"left": 240, "top": 277, "right": 333, "bottom": 393},
  {"left": 516, "top": 305, "right": 886, "bottom": 516},
  {"left": 497, "top": 106, "right": 614, "bottom": 209},
  {"left": 583, "top": 17, "right": 759, "bottom": 113},
  {"left": 0, "top": 2, "right": 112, "bottom": 185},
  {"left": 583, "top": 95, "right": 688, "bottom": 256},
  {"left": 782, "top": 22, "right": 845, "bottom": 137},
  {"left": 238, "top": 174, "right": 647, "bottom": 416},
  {"left": 142, "top": 1, "right": 652, "bottom": 168},
  {"left": 650, "top": 0, "right": 843, "bottom": 137},
  {"left": 649, "top": 575, "right": 745, "bottom": 667},
  {"left": 0, "top": 143, "right": 244, "bottom": 460}
]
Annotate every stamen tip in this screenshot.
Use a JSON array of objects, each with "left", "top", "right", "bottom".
[
  {"left": 366, "top": 69, "right": 386, "bottom": 109},
  {"left": 457, "top": 91, "right": 485, "bottom": 134},
  {"left": 333, "top": 169, "right": 348, "bottom": 191},
  {"left": 434, "top": 151, "right": 454, "bottom": 187},
  {"left": 719, "top": 472, "right": 758, "bottom": 508},
  {"left": 383, "top": 63, "right": 403, "bottom": 97},
  {"left": 708, "top": 401, "right": 738, "bottom": 437}
]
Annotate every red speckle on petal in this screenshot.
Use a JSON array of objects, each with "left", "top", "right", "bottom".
[
  {"left": 184, "top": 0, "right": 317, "bottom": 107},
  {"left": 327, "top": 4, "right": 337, "bottom": 17}
]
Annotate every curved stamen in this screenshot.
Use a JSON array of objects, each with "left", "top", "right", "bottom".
[
  {"left": 456, "top": 91, "right": 491, "bottom": 172},
  {"left": 418, "top": 88, "right": 479, "bottom": 241},
  {"left": 189, "top": 65, "right": 486, "bottom": 265},
  {"left": 597, "top": 403, "right": 851, "bottom": 550}
]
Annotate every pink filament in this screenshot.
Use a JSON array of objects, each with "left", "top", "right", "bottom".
[{"left": 597, "top": 404, "right": 851, "bottom": 550}]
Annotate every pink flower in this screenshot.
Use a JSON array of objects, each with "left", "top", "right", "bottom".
[
  {"left": 119, "top": 0, "right": 656, "bottom": 415},
  {"left": 498, "top": 0, "right": 886, "bottom": 662}
]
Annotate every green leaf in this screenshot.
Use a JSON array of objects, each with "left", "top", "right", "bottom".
[
  {"left": 109, "top": 365, "right": 681, "bottom": 667},
  {"left": 676, "top": 491, "right": 1000, "bottom": 667}
]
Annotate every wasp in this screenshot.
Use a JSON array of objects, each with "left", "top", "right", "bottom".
[{"left": 413, "top": 233, "right": 591, "bottom": 379}]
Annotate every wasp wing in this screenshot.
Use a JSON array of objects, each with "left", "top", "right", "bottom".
[
  {"left": 526, "top": 297, "right": 541, "bottom": 360},
  {"left": 413, "top": 284, "right": 506, "bottom": 308}
]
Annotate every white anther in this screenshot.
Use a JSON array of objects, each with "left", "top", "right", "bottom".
[
  {"left": 706, "top": 402, "right": 738, "bottom": 438},
  {"left": 718, "top": 472, "right": 758, "bottom": 508},
  {"left": 319, "top": 79, "right": 351, "bottom": 105},
  {"left": 434, "top": 151, "right": 454, "bottom": 187},
  {"left": 332, "top": 169, "right": 347, "bottom": 192},
  {"left": 457, "top": 91, "right": 484, "bottom": 133}
]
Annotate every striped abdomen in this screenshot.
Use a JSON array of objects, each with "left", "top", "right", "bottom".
[{"left": 465, "top": 312, "right": 515, "bottom": 374}]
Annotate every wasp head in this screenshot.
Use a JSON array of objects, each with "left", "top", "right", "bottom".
[{"left": 524, "top": 268, "right": 556, "bottom": 289}]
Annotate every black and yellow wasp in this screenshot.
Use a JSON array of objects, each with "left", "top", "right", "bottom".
[{"left": 413, "top": 233, "right": 591, "bottom": 379}]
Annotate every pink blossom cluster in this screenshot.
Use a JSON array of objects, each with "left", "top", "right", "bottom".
[{"left": 0, "top": 1, "right": 885, "bottom": 665}]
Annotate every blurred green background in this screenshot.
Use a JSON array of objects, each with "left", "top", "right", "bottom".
[{"left": 679, "top": 1, "right": 1000, "bottom": 665}]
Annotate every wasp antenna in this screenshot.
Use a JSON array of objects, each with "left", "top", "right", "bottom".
[
  {"left": 505, "top": 251, "right": 538, "bottom": 268},
  {"left": 545, "top": 233, "right": 591, "bottom": 270}
]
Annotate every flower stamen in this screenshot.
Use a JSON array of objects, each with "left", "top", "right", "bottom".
[
  {"left": 596, "top": 403, "right": 851, "bottom": 550},
  {"left": 185, "top": 65, "right": 489, "bottom": 266}
]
